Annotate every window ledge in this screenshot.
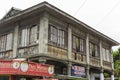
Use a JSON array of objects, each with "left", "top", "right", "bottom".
[
  {"left": 0, "top": 49, "right": 13, "bottom": 53},
  {"left": 72, "top": 50, "right": 86, "bottom": 55},
  {"left": 48, "top": 43, "right": 67, "bottom": 50},
  {"left": 18, "top": 44, "right": 38, "bottom": 49}
]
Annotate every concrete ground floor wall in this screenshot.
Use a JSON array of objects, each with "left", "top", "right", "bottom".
[
  {"left": 29, "top": 56, "right": 115, "bottom": 80},
  {"left": 89, "top": 71, "right": 114, "bottom": 80}
]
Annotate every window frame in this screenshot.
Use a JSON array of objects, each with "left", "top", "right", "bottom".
[
  {"left": 72, "top": 34, "right": 85, "bottom": 53},
  {"left": 48, "top": 24, "right": 67, "bottom": 49},
  {"left": 0, "top": 32, "right": 13, "bottom": 52},
  {"left": 19, "top": 24, "right": 39, "bottom": 47},
  {"left": 102, "top": 47, "right": 111, "bottom": 62},
  {"left": 89, "top": 42, "right": 99, "bottom": 57}
]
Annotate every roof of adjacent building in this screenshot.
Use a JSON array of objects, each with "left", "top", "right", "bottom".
[
  {"left": 2, "top": 7, "right": 21, "bottom": 20},
  {"left": 0, "top": 1, "right": 119, "bottom": 46}
]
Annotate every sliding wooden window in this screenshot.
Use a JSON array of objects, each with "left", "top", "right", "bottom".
[
  {"left": 19, "top": 25, "right": 38, "bottom": 47},
  {"left": 89, "top": 42, "right": 99, "bottom": 57},
  {"left": 0, "top": 33, "right": 13, "bottom": 51},
  {"left": 6, "top": 33, "right": 13, "bottom": 50},
  {"left": 48, "top": 25, "right": 67, "bottom": 48},
  {"left": 29, "top": 25, "right": 38, "bottom": 44},
  {"left": 72, "top": 35, "right": 85, "bottom": 52},
  {"left": 102, "top": 48, "right": 110, "bottom": 62}
]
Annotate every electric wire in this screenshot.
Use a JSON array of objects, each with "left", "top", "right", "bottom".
[
  {"left": 74, "top": 0, "right": 87, "bottom": 16},
  {"left": 96, "top": 0, "right": 120, "bottom": 26}
]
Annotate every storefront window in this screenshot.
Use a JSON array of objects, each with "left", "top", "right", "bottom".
[{"left": 0, "top": 76, "right": 9, "bottom": 80}]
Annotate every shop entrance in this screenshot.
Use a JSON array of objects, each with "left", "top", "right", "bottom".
[
  {"left": 95, "top": 77, "right": 100, "bottom": 80},
  {"left": 0, "top": 76, "right": 9, "bottom": 80},
  {"left": 46, "top": 60, "right": 67, "bottom": 75},
  {"left": 11, "top": 75, "right": 43, "bottom": 80}
]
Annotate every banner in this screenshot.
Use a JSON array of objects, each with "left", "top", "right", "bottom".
[
  {"left": 0, "top": 60, "right": 54, "bottom": 76},
  {"left": 71, "top": 65, "right": 85, "bottom": 77}
]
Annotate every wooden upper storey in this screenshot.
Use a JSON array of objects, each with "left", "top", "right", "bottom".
[{"left": 0, "top": 1, "right": 119, "bottom": 70}]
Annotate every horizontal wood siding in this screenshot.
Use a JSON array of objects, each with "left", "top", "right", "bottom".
[
  {"left": 72, "top": 52, "right": 86, "bottom": 64},
  {"left": 90, "top": 57, "right": 100, "bottom": 67},
  {"left": 103, "top": 60, "right": 112, "bottom": 70},
  {"left": 48, "top": 45, "right": 67, "bottom": 60}
]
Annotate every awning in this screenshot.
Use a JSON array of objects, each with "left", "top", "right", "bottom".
[{"left": 0, "top": 60, "right": 54, "bottom": 77}]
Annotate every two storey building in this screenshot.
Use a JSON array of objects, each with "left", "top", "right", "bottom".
[{"left": 0, "top": 2, "right": 119, "bottom": 80}]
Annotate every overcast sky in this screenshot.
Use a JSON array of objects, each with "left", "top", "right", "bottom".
[{"left": 0, "top": 0, "right": 120, "bottom": 50}]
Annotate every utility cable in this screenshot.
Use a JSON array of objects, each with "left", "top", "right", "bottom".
[
  {"left": 96, "top": 0, "right": 120, "bottom": 26},
  {"left": 74, "top": 0, "right": 87, "bottom": 16}
]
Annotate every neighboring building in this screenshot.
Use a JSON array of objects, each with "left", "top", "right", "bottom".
[{"left": 0, "top": 1, "right": 119, "bottom": 80}]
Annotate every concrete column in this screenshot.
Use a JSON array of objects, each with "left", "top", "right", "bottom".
[
  {"left": 111, "top": 74, "right": 114, "bottom": 80},
  {"left": 86, "top": 34, "right": 90, "bottom": 80},
  {"left": 90, "top": 72, "right": 94, "bottom": 80},
  {"left": 100, "top": 70, "right": 104, "bottom": 80},
  {"left": 99, "top": 40, "right": 103, "bottom": 67},
  {"left": 68, "top": 25, "right": 72, "bottom": 60},
  {"left": 100, "top": 73, "right": 104, "bottom": 80},
  {"left": 110, "top": 47, "right": 115, "bottom": 80},
  {"left": 86, "top": 33, "right": 89, "bottom": 64},
  {"left": 86, "top": 66, "right": 90, "bottom": 80},
  {"left": 39, "top": 12, "right": 49, "bottom": 54},
  {"left": 110, "top": 46, "right": 114, "bottom": 70},
  {"left": 13, "top": 24, "right": 19, "bottom": 58},
  {"left": 99, "top": 41, "right": 104, "bottom": 80},
  {"left": 67, "top": 62, "right": 72, "bottom": 76}
]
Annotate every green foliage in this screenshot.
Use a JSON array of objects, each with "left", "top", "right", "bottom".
[
  {"left": 114, "top": 60, "right": 120, "bottom": 75},
  {"left": 113, "top": 48, "right": 120, "bottom": 79},
  {"left": 104, "top": 72, "right": 110, "bottom": 78}
]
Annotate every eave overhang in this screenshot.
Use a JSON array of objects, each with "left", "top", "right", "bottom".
[{"left": 0, "top": 1, "right": 119, "bottom": 46}]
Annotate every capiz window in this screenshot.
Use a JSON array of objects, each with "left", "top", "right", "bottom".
[
  {"left": 72, "top": 35, "right": 84, "bottom": 52},
  {"left": 0, "top": 32, "right": 13, "bottom": 51},
  {"left": 19, "top": 25, "right": 38, "bottom": 47},
  {"left": 48, "top": 25, "right": 66, "bottom": 48},
  {"left": 89, "top": 42, "right": 99, "bottom": 57},
  {"left": 102, "top": 48, "right": 110, "bottom": 62}
]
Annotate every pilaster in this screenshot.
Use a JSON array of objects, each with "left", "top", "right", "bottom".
[
  {"left": 111, "top": 72, "right": 114, "bottom": 80},
  {"left": 13, "top": 24, "right": 19, "bottom": 58},
  {"left": 86, "top": 33, "right": 89, "bottom": 64},
  {"left": 68, "top": 24, "right": 72, "bottom": 60},
  {"left": 100, "top": 69, "right": 104, "bottom": 80},
  {"left": 110, "top": 46, "right": 114, "bottom": 70},
  {"left": 110, "top": 47, "right": 114, "bottom": 80},
  {"left": 86, "top": 65, "right": 90, "bottom": 80},
  {"left": 67, "top": 62, "right": 72, "bottom": 76},
  {"left": 99, "top": 40, "right": 103, "bottom": 67},
  {"left": 39, "top": 12, "right": 49, "bottom": 54}
]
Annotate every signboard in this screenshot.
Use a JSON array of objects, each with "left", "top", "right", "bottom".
[
  {"left": 71, "top": 65, "right": 85, "bottom": 77},
  {"left": 0, "top": 60, "right": 54, "bottom": 76}
]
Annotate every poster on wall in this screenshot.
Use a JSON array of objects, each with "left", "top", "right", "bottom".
[{"left": 71, "top": 65, "right": 85, "bottom": 77}]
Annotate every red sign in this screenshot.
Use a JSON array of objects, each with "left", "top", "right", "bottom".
[{"left": 0, "top": 60, "right": 54, "bottom": 76}]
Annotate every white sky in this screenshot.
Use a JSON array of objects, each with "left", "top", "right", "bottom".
[{"left": 0, "top": 0, "right": 120, "bottom": 50}]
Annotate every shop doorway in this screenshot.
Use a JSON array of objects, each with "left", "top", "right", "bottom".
[
  {"left": 0, "top": 76, "right": 9, "bottom": 80},
  {"left": 46, "top": 60, "right": 67, "bottom": 75},
  {"left": 95, "top": 77, "right": 100, "bottom": 80}
]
